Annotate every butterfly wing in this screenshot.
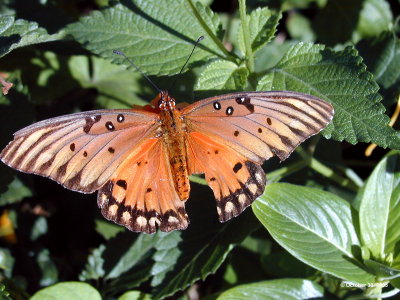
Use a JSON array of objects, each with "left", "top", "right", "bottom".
[
  {"left": 183, "top": 91, "right": 334, "bottom": 221},
  {"left": 0, "top": 109, "right": 159, "bottom": 193},
  {"left": 97, "top": 138, "right": 189, "bottom": 233}
]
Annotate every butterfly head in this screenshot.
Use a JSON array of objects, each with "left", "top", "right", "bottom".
[{"left": 157, "top": 90, "right": 176, "bottom": 111}]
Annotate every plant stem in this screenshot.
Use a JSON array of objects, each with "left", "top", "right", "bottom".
[
  {"left": 296, "top": 147, "right": 359, "bottom": 192},
  {"left": 238, "top": 0, "right": 255, "bottom": 73},
  {"left": 186, "top": 0, "right": 236, "bottom": 62}
]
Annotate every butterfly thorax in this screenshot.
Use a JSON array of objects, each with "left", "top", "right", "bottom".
[{"left": 157, "top": 91, "right": 190, "bottom": 201}]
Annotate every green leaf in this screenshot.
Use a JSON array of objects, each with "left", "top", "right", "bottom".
[
  {"left": 37, "top": 249, "right": 58, "bottom": 287},
  {"left": 357, "top": 151, "right": 400, "bottom": 258},
  {"left": 356, "top": 31, "right": 400, "bottom": 105},
  {"left": 95, "top": 219, "right": 124, "bottom": 240},
  {"left": 105, "top": 232, "right": 157, "bottom": 279},
  {"left": 356, "top": 0, "right": 393, "bottom": 40},
  {"left": 257, "top": 43, "right": 400, "bottom": 149},
  {"left": 0, "top": 248, "right": 14, "bottom": 277},
  {"left": 364, "top": 259, "right": 400, "bottom": 280},
  {"left": 31, "top": 217, "right": 48, "bottom": 241},
  {"left": 286, "top": 13, "right": 315, "bottom": 42},
  {"left": 31, "top": 282, "right": 101, "bottom": 300},
  {"left": 217, "top": 279, "right": 324, "bottom": 300},
  {"left": 195, "top": 60, "right": 249, "bottom": 91},
  {"left": 0, "top": 16, "right": 65, "bottom": 58},
  {"left": 118, "top": 291, "right": 152, "bottom": 300},
  {"left": 151, "top": 208, "right": 258, "bottom": 299},
  {"left": 0, "top": 177, "right": 32, "bottom": 206},
  {"left": 79, "top": 245, "right": 106, "bottom": 281},
  {"left": 252, "top": 183, "right": 375, "bottom": 284},
  {"left": 69, "top": 55, "right": 148, "bottom": 108},
  {"left": 67, "top": 1, "right": 225, "bottom": 76},
  {"left": 0, "top": 284, "right": 11, "bottom": 300},
  {"left": 237, "top": 7, "right": 282, "bottom": 55}
]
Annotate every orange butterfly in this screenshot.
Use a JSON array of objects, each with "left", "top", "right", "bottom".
[{"left": 0, "top": 90, "right": 334, "bottom": 233}]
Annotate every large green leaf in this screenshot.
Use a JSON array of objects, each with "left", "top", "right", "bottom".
[
  {"left": 0, "top": 16, "right": 65, "bottom": 58},
  {"left": 67, "top": 1, "right": 225, "bottom": 76},
  {"left": 257, "top": 43, "right": 400, "bottom": 149},
  {"left": 357, "top": 151, "right": 400, "bottom": 259},
  {"left": 253, "top": 183, "right": 375, "bottom": 284},
  {"left": 30, "top": 282, "right": 101, "bottom": 300},
  {"left": 217, "top": 279, "right": 324, "bottom": 300}
]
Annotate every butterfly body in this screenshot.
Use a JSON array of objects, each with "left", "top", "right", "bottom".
[
  {"left": 156, "top": 91, "right": 191, "bottom": 201},
  {"left": 1, "top": 90, "right": 334, "bottom": 233}
]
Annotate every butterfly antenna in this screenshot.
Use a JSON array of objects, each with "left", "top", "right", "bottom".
[
  {"left": 113, "top": 49, "right": 161, "bottom": 93},
  {"left": 169, "top": 36, "right": 204, "bottom": 91}
]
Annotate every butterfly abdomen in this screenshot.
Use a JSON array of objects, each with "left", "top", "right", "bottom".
[{"left": 160, "top": 107, "right": 190, "bottom": 201}]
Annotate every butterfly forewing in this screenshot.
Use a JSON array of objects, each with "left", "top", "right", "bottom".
[
  {"left": 182, "top": 91, "right": 334, "bottom": 162},
  {"left": 0, "top": 109, "right": 159, "bottom": 193}
]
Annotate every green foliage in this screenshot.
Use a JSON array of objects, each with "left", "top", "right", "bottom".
[
  {"left": 1, "top": 0, "right": 400, "bottom": 299},
  {"left": 217, "top": 279, "right": 324, "bottom": 299}
]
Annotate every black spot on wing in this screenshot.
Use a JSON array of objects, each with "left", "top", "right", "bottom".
[
  {"left": 233, "top": 162, "right": 242, "bottom": 173},
  {"left": 235, "top": 96, "right": 254, "bottom": 113},
  {"left": 83, "top": 115, "right": 101, "bottom": 133},
  {"left": 116, "top": 179, "right": 127, "bottom": 190}
]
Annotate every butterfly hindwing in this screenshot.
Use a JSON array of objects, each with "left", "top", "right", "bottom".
[
  {"left": 186, "top": 132, "right": 266, "bottom": 222},
  {"left": 97, "top": 138, "right": 189, "bottom": 233},
  {"left": 0, "top": 109, "right": 159, "bottom": 193}
]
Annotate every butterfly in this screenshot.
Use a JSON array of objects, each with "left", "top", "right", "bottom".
[{"left": 0, "top": 90, "right": 334, "bottom": 233}]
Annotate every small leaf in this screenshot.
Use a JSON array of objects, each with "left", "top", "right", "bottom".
[
  {"left": 286, "top": 13, "right": 315, "bottom": 42},
  {"left": 79, "top": 245, "right": 106, "bottom": 281},
  {"left": 357, "top": 151, "right": 400, "bottom": 258},
  {"left": 195, "top": 60, "right": 249, "bottom": 91},
  {"left": 95, "top": 219, "right": 124, "bottom": 240},
  {"left": 257, "top": 43, "right": 400, "bottom": 149},
  {"left": 0, "top": 248, "right": 14, "bottom": 277},
  {"left": 356, "top": 0, "right": 393, "bottom": 39},
  {"left": 0, "top": 177, "right": 32, "bottom": 206},
  {"left": 0, "top": 16, "right": 65, "bottom": 58},
  {"left": 67, "top": 1, "right": 224, "bottom": 75},
  {"left": 0, "top": 284, "right": 11, "bottom": 300},
  {"left": 217, "top": 279, "right": 324, "bottom": 300},
  {"left": 237, "top": 7, "right": 282, "bottom": 55},
  {"left": 30, "top": 282, "right": 101, "bottom": 300},
  {"left": 364, "top": 259, "right": 400, "bottom": 280},
  {"left": 253, "top": 183, "right": 375, "bottom": 284},
  {"left": 37, "top": 249, "right": 58, "bottom": 287}
]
